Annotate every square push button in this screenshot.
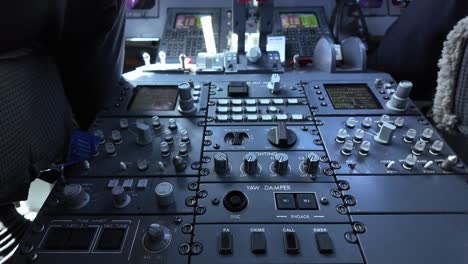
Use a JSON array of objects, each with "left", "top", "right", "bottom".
[
  {"left": 43, "top": 228, "right": 71, "bottom": 250},
  {"left": 296, "top": 193, "right": 318, "bottom": 210},
  {"left": 228, "top": 81, "right": 249, "bottom": 97},
  {"left": 218, "top": 231, "right": 233, "bottom": 255},
  {"left": 97, "top": 228, "right": 126, "bottom": 250},
  {"left": 283, "top": 231, "right": 300, "bottom": 254},
  {"left": 68, "top": 228, "right": 96, "bottom": 250},
  {"left": 315, "top": 232, "right": 334, "bottom": 254},
  {"left": 251, "top": 232, "right": 266, "bottom": 254},
  {"left": 276, "top": 193, "right": 296, "bottom": 210}
]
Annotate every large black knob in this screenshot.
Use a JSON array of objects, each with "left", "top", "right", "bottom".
[
  {"left": 63, "top": 184, "right": 90, "bottom": 209},
  {"left": 214, "top": 152, "right": 229, "bottom": 174},
  {"left": 243, "top": 152, "right": 258, "bottom": 175},
  {"left": 304, "top": 152, "right": 320, "bottom": 174},
  {"left": 267, "top": 122, "right": 297, "bottom": 148},
  {"left": 274, "top": 153, "right": 289, "bottom": 175},
  {"left": 143, "top": 224, "right": 172, "bottom": 252}
]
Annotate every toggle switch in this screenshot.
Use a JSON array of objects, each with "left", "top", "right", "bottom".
[
  {"left": 268, "top": 73, "right": 281, "bottom": 94},
  {"left": 164, "top": 130, "right": 174, "bottom": 144},
  {"left": 394, "top": 117, "right": 405, "bottom": 128}
]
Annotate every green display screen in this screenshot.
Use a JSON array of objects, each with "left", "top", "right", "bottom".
[
  {"left": 280, "top": 13, "right": 319, "bottom": 28},
  {"left": 325, "top": 84, "right": 382, "bottom": 110}
]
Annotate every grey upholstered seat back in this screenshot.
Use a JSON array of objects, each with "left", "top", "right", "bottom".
[
  {"left": 0, "top": 52, "right": 73, "bottom": 204},
  {"left": 455, "top": 42, "right": 468, "bottom": 135}
]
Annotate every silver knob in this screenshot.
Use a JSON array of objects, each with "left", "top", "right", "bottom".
[
  {"left": 341, "top": 140, "right": 354, "bottom": 156},
  {"left": 386, "top": 81, "right": 413, "bottom": 111}
]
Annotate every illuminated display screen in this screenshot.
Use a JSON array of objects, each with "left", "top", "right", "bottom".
[
  {"left": 392, "top": 0, "right": 412, "bottom": 8},
  {"left": 126, "top": 0, "right": 155, "bottom": 10},
  {"left": 356, "top": 0, "right": 384, "bottom": 8},
  {"left": 129, "top": 86, "right": 178, "bottom": 111},
  {"left": 325, "top": 84, "right": 381, "bottom": 110},
  {"left": 280, "top": 13, "right": 319, "bottom": 29},
  {"left": 175, "top": 14, "right": 209, "bottom": 29}
]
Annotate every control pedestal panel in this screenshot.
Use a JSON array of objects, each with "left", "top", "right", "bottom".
[{"left": 13, "top": 71, "right": 468, "bottom": 264}]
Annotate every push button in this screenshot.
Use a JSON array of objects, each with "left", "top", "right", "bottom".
[
  {"left": 218, "top": 231, "right": 233, "bottom": 255},
  {"left": 283, "top": 231, "right": 299, "bottom": 254},
  {"left": 97, "top": 228, "right": 126, "bottom": 250},
  {"left": 315, "top": 232, "right": 334, "bottom": 254},
  {"left": 296, "top": 193, "right": 318, "bottom": 210},
  {"left": 251, "top": 232, "right": 267, "bottom": 254},
  {"left": 276, "top": 193, "right": 296, "bottom": 210}
]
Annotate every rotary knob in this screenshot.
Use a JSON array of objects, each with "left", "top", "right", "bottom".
[
  {"left": 143, "top": 224, "right": 172, "bottom": 252},
  {"left": 135, "top": 121, "right": 153, "bottom": 145},
  {"left": 172, "top": 156, "right": 186, "bottom": 172},
  {"left": 155, "top": 182, "right": 175, "bottom": 207},
  {"left": 386, "top": 81, "right": 413, "bottom": 111},
  {"left": 267, "top": 122, "right": 297, "bottom": 148},
  {"left": 63, "top": 184, "right": 90, "bottom": 209},
  {"left": 178, "top": 82, "right": 196, "bottom": 115},
  {"left": 274, "top": 153, "right": 289, "bottom": 175},
  {"left": 112, "top": 185, "right": 131, "bottom": 208},
  {"left": 374, "top": 122, "right": 396, "bottom": 145},
  {"left": 304, "top": 152, "right": 320, "bottom": 174},
  {"left": 243, "top": 152, "right": 258, "bottom": 175},
  {"left": 214, "top": 152, "right": 229, "bottom": 174}
]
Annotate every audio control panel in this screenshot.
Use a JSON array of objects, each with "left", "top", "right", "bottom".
[{"left": 13, "top": 71, "right": 468, "bottom": 264}]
